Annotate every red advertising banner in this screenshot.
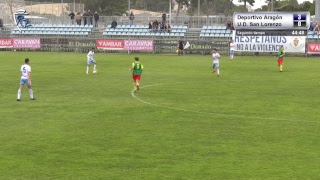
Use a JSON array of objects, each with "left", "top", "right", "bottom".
[
  {"left": 0, "top": 38, "right": 13, "bottom": 48},
  {"left": 307, "top": 43, "right": 320, "bottom": 54},
  {"left": 96, "top": 40, "right": 124, "bottom": 50},
  {"left": 124, "top": 40, "right": 154, "bottom": 50},
  {"left": 13, "top": 38, "right": 41, "bottom": 49}
]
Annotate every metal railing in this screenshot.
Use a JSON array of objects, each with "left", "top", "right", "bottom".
[{"left": 1, "top": 15, "right": 233, "bottom": 29}]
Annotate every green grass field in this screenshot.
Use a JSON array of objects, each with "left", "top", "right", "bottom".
[{"left": 1, "top": 51, "right": 320, "bottom": 179}]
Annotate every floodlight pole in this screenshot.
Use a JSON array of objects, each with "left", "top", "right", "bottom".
[
  {"left": 197, "top": 0, "right": 200, "bottom": 16},
  {"left": 62, "top": 0, "right": 64, "bottom": 23},
  {"left": 128, "top": 0, "right": 131, "bottom": 14},
  {"left": 271, "top": 0, "right": 274, "bottom": 12},
  {"left": 169, "top": 0, "right": 172, "bottom": 25}
]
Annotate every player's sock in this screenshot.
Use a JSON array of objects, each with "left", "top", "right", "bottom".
[
  {"left": 231, "top": 55, "right": 234, "bottom": 59},
  {"left": 17, "top": 89, "right": 21, "bottom": 99},
  {"left": 217, "top": 69, "right": 220, "bottom": 76},
  {"left": 86, "top": 66, "right": 89, "bottom": 74},
  {"left": 29, "top": 89, "right": 34, "bottom": 99},
  {"left": 280, "top": 65, "right": 283, "bottom": 71},
  {"left": 133, "top": 85, "right": 137, "bottom": 91},
  {"left": 136, "top": 83, "right": 140, "bottom": 90},
  {"left": 93, "top": 64, "right": 97, "bottom": 71}
]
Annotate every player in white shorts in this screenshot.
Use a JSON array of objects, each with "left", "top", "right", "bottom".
[
  {"left": 17, "top": 58, "right": 35, "bottom": 101},
  {"left": 230, "top": 39, "right": 235, "bottom": 61},
  {"left": 212, "top": 48, "right": 220, "bottom": 77},
  {"left": 86, "top": 48, "right": 97, "bottom": 74}
]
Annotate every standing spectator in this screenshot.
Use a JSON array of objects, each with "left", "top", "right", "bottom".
[
  {"left": 68, "top": 11, "right": 75, "bottom": 24},
  {"left": 75, "top": 12, "right": 82, "bottom": 25},
  {"left": 162, "top": 12, "right": 166, "bottom": 24},
  {"left": 148, "top": 21, "right": 152, "bottom": 29},
  {"left": 0, "top": 18, "right": 3, "bottom": 30},
  {"left": 226, "top": 21, "right": 232, "bottom": 30},
  {"left": 167, "top": 24, "right": 172, "bottom": 33},
  {"left": 111, "top": 20, "right": 117, "bottom": 29},
  {"left": 129, "top": 12, "right": 135, "bottom": 26},
  {"left": 309, "top": 22, "right": 314, "bottom": 31},
  {"left": 94, "top": 12, "right": 99, "bottom": 27},
  {"left": 231, "top": 23, "right": 235, "bottom": 30},
  {"left": 314, "top": 24, "right": 319, "bottom": 35},
  {"left": 82, "top": 10, "right": 88, "bottom": 26},
  {"left": 88, "top": 10, "right": 93, "bottom": 25}
]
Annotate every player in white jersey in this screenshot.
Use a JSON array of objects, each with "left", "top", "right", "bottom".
[
  {"left": 17, "top": 58, "right": 35, "bottom": 101},
  {"left": 212, "top": 48, "right": 220, "bottom": 77},
  {"left": 86, "top": 48, "right": 97, "bottom": 74},
  {"left": 229, "top": 39, "right": 235, "bottom": 61}
]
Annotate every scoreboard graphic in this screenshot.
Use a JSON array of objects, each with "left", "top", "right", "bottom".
[{"left": 233, "top": 12, "right": 310, "bottom": 36}]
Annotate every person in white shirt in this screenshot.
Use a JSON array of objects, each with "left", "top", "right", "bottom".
[
  {"left": 17, "top": 58, "right": 35, "bottom": 101},
  {"left": 86, "top": 48, "right": 97, "bottom": 74},
  {"left": 230, "top": 39, "right": 235, "bottom": 61},
  {"left": 212, "top": 48, "right": 220, "bottom": 77}
]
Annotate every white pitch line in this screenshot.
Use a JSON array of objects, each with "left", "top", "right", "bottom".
[{"left": 131, "top": 82, "right": 320, "bottom": 124}]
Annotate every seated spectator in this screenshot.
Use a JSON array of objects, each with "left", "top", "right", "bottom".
[
  {"left": 167, "top": 24, "right": 172, "bottom": 33},
  {"left": 226, "top": 21, "right": 232, "bottom": 30},
  {"left": 309, "top": 22, "right": 314, "bottom": 31},
  {"left": 0, "top": 18, "right": 3, "bottom": 30},
  {"left": 111, "top": 20, "right": 117, "bottom": 29}
]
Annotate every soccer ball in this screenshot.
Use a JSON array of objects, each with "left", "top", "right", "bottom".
[{"left": 93, "top": 70, "right": 97, "bottom": 74}]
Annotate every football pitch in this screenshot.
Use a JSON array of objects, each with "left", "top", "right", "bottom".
[{"left": 0, "top": 51, "right": 320, "bottom": 179}]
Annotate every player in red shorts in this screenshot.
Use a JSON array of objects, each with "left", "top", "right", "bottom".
[
  {"left": 130, "top": 57, "right": 144, "bottom": 92},
  {"left": 277, "top": 45, "right": 285, "bottom": 72}
]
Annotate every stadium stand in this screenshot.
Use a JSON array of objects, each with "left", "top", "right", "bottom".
[
  {"left": 10, "top": 24, "right": 94, "bottom": 36},
  {"left": 102, "top": 24, "right": 188, "bottom": 38},
  {"left": 307, "top": 31, "right": 319, "bottom": 39},
  {"left": 199, "top": 26, "right": 232, "bottom": 38}
]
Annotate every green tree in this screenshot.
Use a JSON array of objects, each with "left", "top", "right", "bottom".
[
  {"left": 84, "top": 0, "right": 127, "bottom": 15},
  {"left": 238, "top": 0, "right": 255, "bottom": 11},
  {"left": 175, "top": 0, "right": 189, "bottom": 17}
]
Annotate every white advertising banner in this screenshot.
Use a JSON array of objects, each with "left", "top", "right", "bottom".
[{"left": 233, "top": 32, "right": 306, "bottom": 53}]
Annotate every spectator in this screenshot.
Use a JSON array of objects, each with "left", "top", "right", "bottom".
[
  {"left": 309, "top": 22, "right": 314, "bottom": 31},
  {"left": 231, "top": 23, "right": 235, "bottom": 30},
  {"left": 111, "top": 20, "right": 117, "bottom": 29},
  {"left": 88, "top": 10, "right": 93, "bottom": 25},
  {"left": 162, "top": 12, "right": 166, "bottom": 24},
  {"left": 314, "top": 24, "right": 319, "bottom": 35},
  {"left": 68, "top": 11, "right": 75, "bottom": 24},
  {"left": 160, "top": 22, "right": 165, "bottom": 32},
  {"left": 148, "top": 21, "right": 152, "bottom": 29},
  {"left": 129, "top": 12, "right": 135, "bottom": 26},
  {"left": 75, "top": 12, "right": 82, "bottom": 25},
  {"left": 226, "top": 21, "right": 232, "bottom": 30},
  {"left": 167, "top": 24, "right": 172, "bottom": 33},
  {"left": 82, "top": 10, "right": 88, "bottom": 26},
  {"left": 0, "top": 18, "right": 3, "bottom": 30},
  {"left": 152, "top": 20, "right": 159, "bottom": 33},
  {"left": 94, "top": 12, "right": 99, "bottom": 27}
]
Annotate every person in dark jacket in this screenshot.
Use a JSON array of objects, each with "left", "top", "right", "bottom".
[
  {"left": 94, "top": 12, "right": 99, "bottom": 27},
  {"left": 129, "top": 12, "right": 135, "bottom": 26},
  {"left": 82, "top": 11, "right": 87, "bottom": 26},
  {"left": 69, "top": 12, "right": 75, "bottom": 24},
  {"left": 88, "top": 10, "right": 93, "bottom": 25}
]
